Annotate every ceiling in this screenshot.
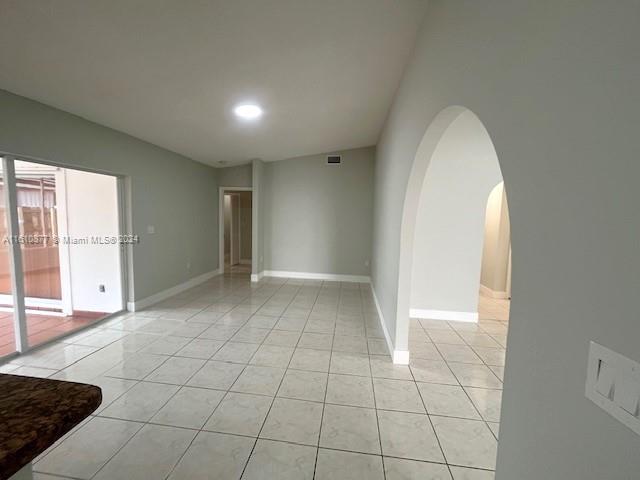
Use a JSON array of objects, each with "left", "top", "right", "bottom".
[{"left": 0, "top": 0, "right": 427, "bottom": 166}]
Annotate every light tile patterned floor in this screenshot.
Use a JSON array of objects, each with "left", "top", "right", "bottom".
[{"left": 1, "top": 274, "right": 510, "bottom": 480}]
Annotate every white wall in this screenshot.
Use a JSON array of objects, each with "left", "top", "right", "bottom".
[
  {"left": 263, "top": 147, "right": 374, "bottom": 277},
  {"left": 371, "top": 2, "right": 640, "bottom": 478},
  {"left": 481, "top": 182, "right": 511, "bottom": 296},
  {"left": 410, "top": 111, "right": 502, "bottom": 316},
  {"left": 65, "top": 169, "right": 122, "bottom": 312}
]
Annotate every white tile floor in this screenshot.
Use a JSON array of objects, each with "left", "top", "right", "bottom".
[{"left": 2, "top": 274, "right": 510, "bottom": 480}]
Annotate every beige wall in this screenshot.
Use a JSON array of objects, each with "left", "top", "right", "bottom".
[
  {"left": 481, "top": 182, "right": 511, "bottom": 295},
  {"left": 239, "top": 191, "right": 252, "bottom": 261},
  {"left": 223, "top": 191, "right": 251, "bottom": 265},
  {"left": 223, "top": 195, "right": 231, "bottom": 262}
]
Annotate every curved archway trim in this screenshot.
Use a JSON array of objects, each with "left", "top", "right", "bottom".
[{"left": 394, "top": 105, "right": 504, "bottom": 364}]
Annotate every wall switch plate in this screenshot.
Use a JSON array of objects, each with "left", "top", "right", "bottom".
[
  {"left": 147, "top": 225, "right": 156, "bottom": 234},
  {"left": 586, "top": 341, "right": 640, "bottom": 435},
  {"left": 595, "top": 361, "right": 616, "bottom": 399}
]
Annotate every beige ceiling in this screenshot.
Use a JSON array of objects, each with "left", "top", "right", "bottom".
[{"left": 0, "top": 0, "right": 427, "bottom": 166}]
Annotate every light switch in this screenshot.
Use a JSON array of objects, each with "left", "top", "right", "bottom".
[
  {"left": 613, "top": 375, "right": 640, "bottom": 417},
  {"left": 147, "top": 225, "right": 156, "bottom": 234},
  {"left": 585, "top": 341, "right": 640, "bottom": 436},
  {"left": 595, "top": 360, "right": 616, "bottom": 399}
]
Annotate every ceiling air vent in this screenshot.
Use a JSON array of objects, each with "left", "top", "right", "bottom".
[{"left": 327, "top": 155, "right": 342, "bottom": 165}]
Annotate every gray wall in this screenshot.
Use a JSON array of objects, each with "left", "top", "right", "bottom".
[
  {"left": 372, "top": 2, "right": 640, "bottom": 479},
  {"left": 0, "top": 89, "right": 219, "bottom": 301},
  {"left": 264, "top": 147, "right": 373, "bottom": 276},
  {"left": 218, "top": 164, "right": 252, "bottom": 187},
  {"left": 252, "top": 159, "right": 265, "bottom": 275}
]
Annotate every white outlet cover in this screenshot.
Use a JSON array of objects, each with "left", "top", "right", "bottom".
[{"left": 586, "top": 341, "right": 640, "bottom": 436}]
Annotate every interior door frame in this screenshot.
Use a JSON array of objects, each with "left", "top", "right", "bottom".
[{"left": 218, "top": 186, "right": 252, "bottom": 274}]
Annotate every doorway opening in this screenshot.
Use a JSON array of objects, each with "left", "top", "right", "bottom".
[
  {"left": 0, "top": 156, "right": 125, "bottom": 358},
  {"left": 219, "top": 187, "right": 252, "bottom": 276},
  {"left": 477, "top": 181, "right": 511, "bottom": 365},
  {"left": 394, "top": 107, "right": 513, "bottom": 469}
]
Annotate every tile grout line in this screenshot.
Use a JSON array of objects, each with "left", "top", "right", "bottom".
[
  {"left": 426, "top": 321, "right": 504, "bottom": 440},
  {"left": 138, "top": 278, "right": 296, "bottom": 479},
  {"left": 312, "top": 280, "right": 339, "bottom": 480},
  {"left": 32, "top": 275, "right": 503, "bottom": 479},
  {"left": 237, "top": 278, "right": 316, "bottom": 479},
  {"left": 363, "top": 282, "right": 389, "bottom": 480},
  {"left": 37, "top": 276, "right": 276, "bottom": 478},
  {"left": 408, "top": 341, "right": 453, "bottom": 476}
]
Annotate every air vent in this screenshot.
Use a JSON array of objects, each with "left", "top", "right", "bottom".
[{"left": 327, "top": 155, "right": 341, "bottom": 165}]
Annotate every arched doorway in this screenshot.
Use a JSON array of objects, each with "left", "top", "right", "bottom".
[
  {"left": 391, "top": 107, "right": 511, "bottom": 472},
  {"left": 394, "top": 107, "right": 511, "bottom": 363}
]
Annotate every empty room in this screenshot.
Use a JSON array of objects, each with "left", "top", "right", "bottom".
[{"left": 0, "top": 2, "right": 638, "bottom": 480}]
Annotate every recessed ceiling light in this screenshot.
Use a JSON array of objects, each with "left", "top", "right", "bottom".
[{"left": 234, "top": 104, "right": 263, "bottom": 120}]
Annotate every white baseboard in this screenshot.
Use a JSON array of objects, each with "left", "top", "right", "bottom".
[
  {"left": 263, "top": 270, "right": 370, "bottom": 283},
  {"left": 128, "top": 268, "right": 222, "bottom": 311},
  {"left": 410, "top": 308, "right": 478, "bottom": 323},
  {"left": 240, "top": 259, "right": 252, "bottom": 265},
  {"left": 251, "top": 271, "right": 264, "bottom": 283},
  {"left": 370, "top": 284, "right": 409, "bottom": 365},
  {"left": 393, "top": 350, "right": 410, "bottom": 364},
  {"left": 480, "top": 284, "right": 510, "bottom": 299}
]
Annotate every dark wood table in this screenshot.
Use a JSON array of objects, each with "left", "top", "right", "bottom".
[{"left": 0, "top": 374, "right": 102, "bottom": 480}]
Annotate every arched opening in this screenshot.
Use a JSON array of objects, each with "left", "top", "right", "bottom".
[
  {"left": 478, "top": 181, "right": 512, "bottom": 337},
  {"left": 395, "top": 107, "right": 512, "bottom": 356},
  {"left": 394, "top": 106, "right": 511, "bottom": 470},
  {"left": 408, "top": 111, "right": 504, "bottom": 325}
]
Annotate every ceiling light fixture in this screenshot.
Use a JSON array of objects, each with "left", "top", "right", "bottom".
[{"left": 233, "top": 103, "right": 263, "bottom": 120}]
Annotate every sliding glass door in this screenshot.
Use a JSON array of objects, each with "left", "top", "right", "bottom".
[{"left": 0, "top": 155, "right": 125, "bottom": 357}]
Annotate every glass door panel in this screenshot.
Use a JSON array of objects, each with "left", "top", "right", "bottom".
[
  {"left": 13, "top": 160, "right": 65, "bottom": 347},
  {"left": 0, "top": 157, "right": 124, "bottom": 355},
  {"left": 13, "top": 160, "right": 123, "bottom": 348}
]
